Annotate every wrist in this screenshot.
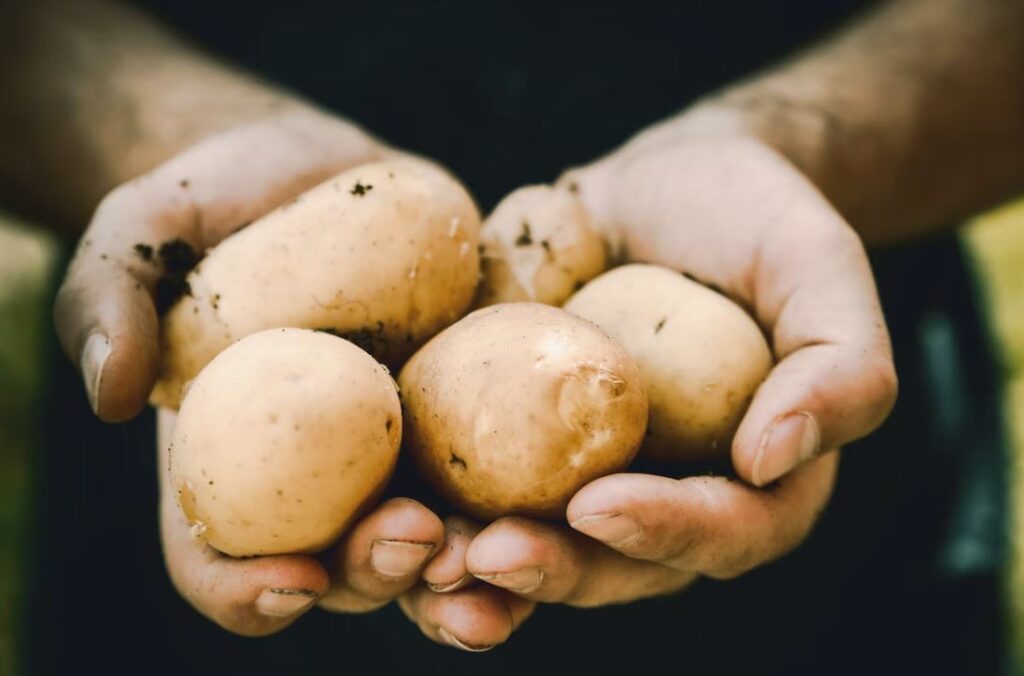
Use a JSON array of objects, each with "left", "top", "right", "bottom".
[
  {"left": 680, "top": 92, "right": 836, "bottom": 195},
  {"left": 663, "top": 90, "right": 887, "bottom": 241}
]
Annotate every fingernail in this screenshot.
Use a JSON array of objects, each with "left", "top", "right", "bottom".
[
  {"left": 474, "top": 568, "right": 544, "bottom": 594},
  {"left": 752, "top": 412, "right": 821, "bottom": 486},
  {"left": 80, "top": 333, "right": 111, "bottom": 413},
  {"left": 370, "top": 539, "right": 434, "bottom": 578},
  {"left": 428, "top": 575, "right": 469, "bottom": 593},
  {"left": 256, "top": 588, "right": 318, "bottom": 618},
  {"left": 570, "top": 512, "right": 641, "bottom": 546},
  {"left": 438, "top": 626, "right": 495, "bottom": 653}
]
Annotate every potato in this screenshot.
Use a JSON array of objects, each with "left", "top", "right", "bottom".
[
  {"left": 151, "top": 158, "right": 480, "bottom": 409},
  {"left": 169, "top": 328, "right": 401, "bottom": 557},
  {"left": 399, "top": 302, "right": 647, "bottom": 521},
  {"left": 475, "top": 185, "right": 606, "bottom": 308},
  {"left": 564, "top": 264, "right": 772, "bottom": 463}
]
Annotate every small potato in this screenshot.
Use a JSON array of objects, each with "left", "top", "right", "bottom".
[
  {"left": 151, "top": 158, "right": 480, "bottom": 409},
  {"left": 399, "top": 303, "right": 647, "bottom": 521},
  {"left": 564, "top": 264, "right": 773, "bottom": 463},
  {"left": 475, "top": 185, "right": 606, "bottom": 308},
  {"left": 169, "top": 328, "right": 401, "bottom": 557}
]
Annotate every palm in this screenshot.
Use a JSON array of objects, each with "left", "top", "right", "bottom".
[{"left": 458, "top": 127, "right": 892, "bottom": 611}]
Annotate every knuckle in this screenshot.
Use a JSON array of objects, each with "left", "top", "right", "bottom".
[
  {"left": 558, "top": 571, "right": 594, "bottom": 608},
  {"left": 762, "top": 511, "right": 817, "bottom": 567},
  {"left": 831, "top": 218, "right": 867, "bottom": 252},
  {"left": 52, "top": 283, "right": 84, "bottom": 343},
  {"left": 563, "top": 588, "right": 602, "bottom": 608},
  {"left": 93, "top": 181, "right": 139, "bottom": 220},
  {"left": 656, "top": 531, "right": 699, "bottom": 566},
  {"left": 865, "top": 353, "right": 899, "bottom": 416},
  {"left": 842, "top": 351, "right": 899, "bottom": 434},
  {"left": 702, "top": 539, "right": 766, "bottom": 579}
]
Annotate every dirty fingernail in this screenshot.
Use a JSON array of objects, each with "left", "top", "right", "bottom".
[
  {"left": 256, "top": 588, "right": 318, "bottom": 618},
  {"left": 81, "top": 333, "right": 111, "bottom": 414},
  {"left": 438, "top": 626, "right": 495, "bottom": 652},
  {"left": 570, "top": 512, "right": 641, "bottom": 546},
  {"left": 474, "top": 568, "right": 544, "bottom": 594},
  {"left": 370, "top": 539, "right": 435, "bottom": 578},
  {"left": 752, "top": 411, "right": 821, "bottom": 486}
]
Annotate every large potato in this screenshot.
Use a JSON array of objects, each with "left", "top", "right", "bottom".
[
  {"left": 151, "top": 158, "right": 480, "bottom": 409},
  {"left": 169, "top": 328, "right": 401, "bottom": 557},
  {"left": 399, "top": 303, "right": 647, "bottom": 521},
  {"left": 564, "top": 264, "right": 773, "bottom": 463},
  {"left": 475, "top": 185, "right": 606, "bottom": 308}
]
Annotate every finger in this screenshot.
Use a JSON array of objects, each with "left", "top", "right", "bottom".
[
  {"left": 567, "top": 453, "right": 839, "bottom": 579},
  {"left": 466, "top": 517, "right": 694, "bottom": 607},
  {"left": 55, "top": 110, "right": 385, "bottom": 421},
  {"left": 398, "top": 583, "right": 535, "bottom": 652},
  {"left": 729, "top": 221, "right": 897, "bottom": 485},
  {"left": 55, "top": 255, "right": 159, "bottom": 421},
  {"left": 422, "top": 516, "right": 482, "bottom": 593},
  {"left": 157, "top": 409, "right": 329, "bottom": 636},
  {"left": 318, "top": 498, "right": 445, "bottom": 613},
  {"left": 565, "top": 139, "right": 896, "bottom": 485}
]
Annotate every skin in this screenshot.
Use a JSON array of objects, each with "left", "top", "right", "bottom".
[{"left": 2, "top": 0, "right": 1022, "bottom": 651}]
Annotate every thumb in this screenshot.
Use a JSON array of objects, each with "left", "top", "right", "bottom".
[
  {"left": 54, "top": 109, "right": 389, "bottom": 421},
  {"left": 53, "top": 189, "right": 185, "bottom": 421},
  {"left": 54, "top": 278, "right": 157, "bottom": 422}
]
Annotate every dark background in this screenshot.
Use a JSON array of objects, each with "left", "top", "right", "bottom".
[{"left": 25, "top": 1, "right": 1008, "bottom": 673}]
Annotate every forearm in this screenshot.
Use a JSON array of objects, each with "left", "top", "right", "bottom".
[
  {"left": 670, "top": 0, "right": 1024, "bottom": 245},
  {"left": 0, "top": 0, "right": 373, "bottom": 231}
]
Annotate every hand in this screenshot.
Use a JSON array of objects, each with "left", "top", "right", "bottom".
[
  {"left": 159, "top": 406, "right": 535, "bottom": 643},
  {"left": 450, "top": 109, "right": 891, "bottom": 619},
  {"left": 53, "top": 106, "right": 388, "bottom": 421},
  {"left": 58, "top": 109, "right": 533, "bottom": 647}
]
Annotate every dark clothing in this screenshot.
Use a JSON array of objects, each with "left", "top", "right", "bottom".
[{"left": 27, "top": 2, "right": 1007, "bottom": 674}]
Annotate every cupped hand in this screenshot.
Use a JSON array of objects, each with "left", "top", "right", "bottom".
[
  {"left": 455, "top": 109, "right": 892, "bottom": 617},
  {"left": 54, "top": 106, "right": 389, "bottom": 421},
  {"left": 563, "top": 110, "right": 897, "bottom": 486},
  {"left": 159, "top": 409, "right": 534, "bottom": 645},
  {"left": 60, "top": 109, "right": 533, "bottom": 648}
]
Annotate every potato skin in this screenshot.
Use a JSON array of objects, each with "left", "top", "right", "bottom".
[
  {"left": 475, "top": 185, "right": 606, "bottom": 308},
  {"left": 169, "top": 328, "right": 401, "bottom": 557},
  {"left": 152, "top": 158, "right": 480, "bottom": 409},
  {"left": 564, "top": 264, "right": 773, "bottom": 463},
  {"left": 399, "top": 303, "right": 647, "bottom": 521}
]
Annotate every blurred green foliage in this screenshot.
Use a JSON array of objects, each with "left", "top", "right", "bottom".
[
  {"left": 0, "top": 215, "right": 56, "bottom": 676},
  {"left": 965, "top": 198, "right": 1024, "bottom": 672}
]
